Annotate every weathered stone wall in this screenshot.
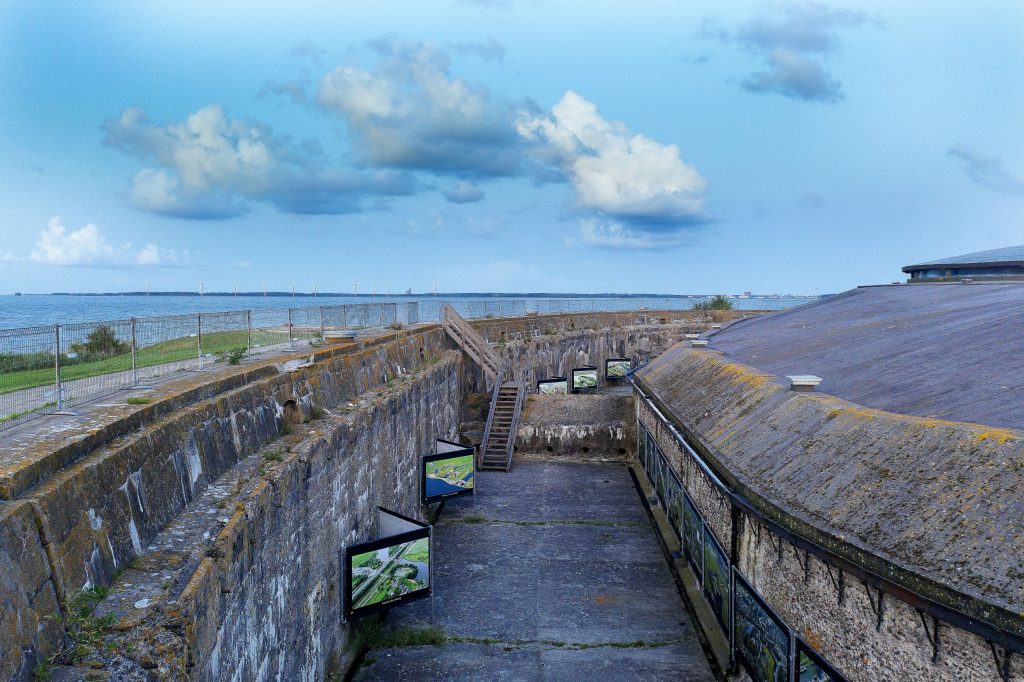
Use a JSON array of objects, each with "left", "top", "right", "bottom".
[
  {"left": 636, "top": 397, "right": 733, "bottom": 554},
  {"left": 174, "top": 353, "right": 462, "bottom": 681},
  {"left": 634, "top": 346, "right": 1024, "bottom": 682},
  {"left": 0, "top": 328, "right": 453, "bottom": 680},
  {"left": 516, "top": 394, "right": 634, "bottom": 461},
  {"left": 460, "top": 309, "right": 761, "bottom": 393}
]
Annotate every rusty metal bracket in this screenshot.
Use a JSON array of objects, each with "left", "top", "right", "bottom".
[
  {"left": 988, "top": 641, "right": 1014, "bottom": 682},
  {"left": 918, "top": 610, "right": 943, "bottom": 664},
  {"left": 792, "top": 545, "right": 811, "bottom": 582},
  {"left": 864, "top": 582, "right": 885, "bottom": 630},
  {"left": 824, "top": 564, "right": 846, "bottom": 606}
]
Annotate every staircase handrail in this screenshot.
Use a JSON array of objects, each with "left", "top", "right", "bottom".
[
  {"left": 504, "top": 377, "right": 525, "bottom": 471},
  {"left": 479, "top": 365, "right": 506, "bottom": 468},
  {"left": 442, "top": 304, "right": 500, "bottom": 382}
]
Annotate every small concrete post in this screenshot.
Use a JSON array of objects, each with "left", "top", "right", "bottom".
[
  {"left": 130, "top": 318, "right": 138, "bottom": 385},
  {"left": 246, "top": 310, "right": 252, "bottom": 355},
  {"left": 197, "top": 313, "right": 203, "bottom": 370},
  {"left": 54, "top": 324, "right": 62, "bottom": 411},
  {"left": 288, "top": 308, "right": 294, "bottom": 345},
  {"left": 319, "top": 306, "right": 325, "bottom": 342}
]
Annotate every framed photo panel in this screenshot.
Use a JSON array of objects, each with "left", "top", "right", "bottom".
[
  {"left": 345, "top": 508, "right": 431, "bottom": 618},
  {"left": 422, "top": 439, "right": 476, "bottom": 503},
  {"left": 796, "top": 638, "right": 848, "bottom": 682},
  {"left": 571, "top": 366, "right": 598, "bottom": 391},
  {"left": 605, "top": 358, "right": 631, "bottom": 379},
  {"left": 537, "top": 377, "right": 569, "bottom": 395},
  {"left": 734, "top": 570, "right": 791, "bottom": 682},
  {"left": 702, "top": 525, "right": 731, "bottom": 637}
]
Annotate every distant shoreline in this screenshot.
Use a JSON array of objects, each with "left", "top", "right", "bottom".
[{"left": 13, "top": 291, "right": 823, "bottom": 299}]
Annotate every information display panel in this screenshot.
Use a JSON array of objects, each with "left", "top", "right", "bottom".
[
  {"left": 571, "top": 366, "right": 598, "bottom": 391},
  {"left": 606, "top": 358, "right": 631, "bottom": 379},
  {"left": 345, "top": 508, "right": 431, "bottom": 618},
  {"left": 796, "top": 638, "right": 848, "bottom": 682},
  {"left": 682, "top": 492, "right": 703, "bottom": 579},
  {"left": 537, "top": 377, "right": 569, "bottom": 395},
  {"left": 422, "top": 438, "right": 476, "bottom": 503},
  {"left": 702, "top": 525, "right": 731, "bottom": 636},
  {"left": 734, "top": 570, "right": 791, "bottom": 682}
]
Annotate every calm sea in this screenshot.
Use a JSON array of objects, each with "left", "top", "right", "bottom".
[{"left": 0, "top": 294, "right": 816, "bottom": 330}]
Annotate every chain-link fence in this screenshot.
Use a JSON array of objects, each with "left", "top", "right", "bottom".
[
  {"left": 0, "top": 301, "right": 416, "bottom": 429},
  {"left": 0, "top": 296, "right": 788, "bottom": 429}
]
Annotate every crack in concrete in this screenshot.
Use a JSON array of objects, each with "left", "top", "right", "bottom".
[
  {"left": 445, "top": 517, "right": 647, "bottom": 528},
  {"left": 446, "top": 635, "right": 687, "bottom": 651}
]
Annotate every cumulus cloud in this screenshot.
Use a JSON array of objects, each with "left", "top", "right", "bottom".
[
  {"left": 29, "top": 217, "right": 188, "bottom": 267},
  {"left": 518, "top": 91, "right": 706, "bottom": 228},
  {"left": 441, "top": 180, "right": 485, "bottom": 203},
  {"left": 134, "top": 243, "right": 190, "bottom": 267},
  {"left": 711, "top": 2, "right": 866, "bottom": 102},
  {"left": 103, "top": 104, "right": 413, "bottom": 219},
  {"left": 316, "top": 40, "right": 522, "bottom": 177},
  {"left": 948, "top": 144, "right": 1024, "bottom": 196}
]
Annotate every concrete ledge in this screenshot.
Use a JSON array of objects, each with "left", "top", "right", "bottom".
[{"left": 516, "top": 394, "right": 634, "bottom": 461}]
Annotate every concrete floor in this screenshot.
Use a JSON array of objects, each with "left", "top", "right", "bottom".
[{"left": 354, "top": 461, "right": 714, "bottom": 681}]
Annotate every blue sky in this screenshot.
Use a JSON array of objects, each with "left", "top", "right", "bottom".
[{"left": 1, "top": 0, "right": 1022, "bottom": 295}]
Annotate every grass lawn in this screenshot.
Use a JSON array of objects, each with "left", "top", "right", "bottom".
[{"left": 0, "top": 329, "right": 288, "bottom": 395}]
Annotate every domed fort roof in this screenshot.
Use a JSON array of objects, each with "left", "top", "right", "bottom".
[
  {"left": 707, "top": 282, "right": 1024, "bottom": 429},
  {"left": 902, "top": 244, "right": 1024, "bottom": 272},
  {"left": 635, "top": 282, "right": 1024, "bottom": 641}
]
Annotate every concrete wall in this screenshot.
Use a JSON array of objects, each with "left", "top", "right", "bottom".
[
  {"left": 516, "top": 394, "right": 634, "bottom": 461},
  {"left": 0, "top": 328, "right": 454, "bottom": 680},
  {"left": 634, "top": 359, "right": 1024, "bottom": 682},
  {"left": 174, "top": 354, "right": 461, "bottom": 681}
]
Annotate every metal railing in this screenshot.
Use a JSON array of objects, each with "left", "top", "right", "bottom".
[
  {"left": 0, "top": 295, "right": 787, "bottom": 429},
  {"left": 0, "top": 302, "right": 415, "bottom": 429}
]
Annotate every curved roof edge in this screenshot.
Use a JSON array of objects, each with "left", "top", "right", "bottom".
[
  {"left": 902, "top": 245, "right": 1024, "bottom": 272},
  {"left": 636, "top": 344, "right": 1024, "bottom": 643}
]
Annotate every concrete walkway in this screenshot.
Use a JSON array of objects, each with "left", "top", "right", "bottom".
[{"left": 355, "top": 461, "right": 714, "bottom": 681}]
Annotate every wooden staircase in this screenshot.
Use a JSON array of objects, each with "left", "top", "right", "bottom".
[
  {"left": 442, "top": 304, "right": 500, "bottom": 386},
  {"left": 440, "top": 304, "right": 523, "bottom": 472},
  {"left": 479, "top": 380, "right": 524, "bottom": 471}
]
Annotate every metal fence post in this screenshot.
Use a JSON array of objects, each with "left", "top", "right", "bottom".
[
  {"left": 319, "top": 306, "right": 325, "bottom": 342},
  {"left": 197, "top": 313, "right": 203, "bottom": 370},
  {"left": 54, "top": 324, "right": 62, "bottom": 411},
  {"left": 288, "top": 308, "right": 294, "bottom": 345},
  {"left": 246, "top": 310, "right": 252, "bottom": 355},
  {"left": 130, "top": 318, "right": 138, "bottom": 385}
]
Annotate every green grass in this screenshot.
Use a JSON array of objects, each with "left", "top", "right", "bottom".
[
  {"left": 0, "top": 329, "right": 290, "bottom": 396},
  {"left": 0, "top": 401, "right": 56, "bottom": 423},
  {"left": 351, "top": 622, "right": 447, "bottom": 656},
  {"left": 125, "top": 397, "right": 150, "bottom": 405}
]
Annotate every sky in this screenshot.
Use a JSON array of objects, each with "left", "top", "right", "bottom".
[{"left": 1, "top": 0, "right": 1022, "bottom": 295}]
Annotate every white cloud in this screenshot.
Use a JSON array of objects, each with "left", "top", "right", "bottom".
[
  {"left": 30, "top": 218, "right": 126, "bottom": 266},
  {"left": 29, "top": 217, "right": 186, "bottom": 268},
  {"left": 0, "top": 249, "right": 16, "bottom": 262},
  {"left": 567, "top": 220, "right": 684, "bottom": 251},
  {"left": 316, "top": 41, "right": 521, "bottom": 177},
  {"left": 134, "top": 243, "right": 190, "bottom": 267},
  {"left": 104, "top": 104, "right": 414, "bottom": 219},
  {"left": 518, "top": 91, "right": 707, "bottom": 223}
]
